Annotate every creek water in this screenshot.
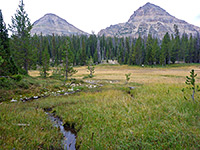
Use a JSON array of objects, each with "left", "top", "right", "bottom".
[{"left": 46, "top": 112, "right": 76, "bottom": 150}]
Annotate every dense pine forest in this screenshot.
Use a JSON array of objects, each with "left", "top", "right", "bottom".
[
  {"left": 2, "top": 30, "right": 200, "bottom": 76},
  {"left": 28, "top": 30, "right": 200, "bottom": 67}
]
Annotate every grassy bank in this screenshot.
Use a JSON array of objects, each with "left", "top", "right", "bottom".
[
  {"left": 0, "top": 101, "right": 63, "bottom": 149},
  {"left": 0, "top": 64, "right": 200, "bottom": 149},
  {"left": 40, "top": 83, "right": 199, "bottom": 149}
]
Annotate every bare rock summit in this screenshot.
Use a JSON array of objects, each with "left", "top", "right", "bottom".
[
  {"left": 98, "top": 2, "right": 200, "bottom": 38},
  {"left": 31, "top": 13, "right": 88, "bottom": 36}
]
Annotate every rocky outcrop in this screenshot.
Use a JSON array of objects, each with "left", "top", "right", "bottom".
[
  {"left": 31, "top": 13, "right": 88, "bottom": 36},
  {"left": 98, "top": 2, "right": 200, "bottom": 38}
]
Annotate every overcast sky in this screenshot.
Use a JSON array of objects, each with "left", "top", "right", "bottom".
[{"left": 1, "top": 0, "right": 200, "bottom": 34}]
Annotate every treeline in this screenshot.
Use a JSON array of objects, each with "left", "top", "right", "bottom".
[
  {"left": 23, "top": 29, "right": 200, "bottom": 68},
  {"left": 1, "top": 0, "right": 200, "bottom": 77}
]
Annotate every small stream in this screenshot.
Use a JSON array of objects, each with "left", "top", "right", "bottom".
[
  {"left": 46, "top": 112, "right": 77, "bottom": 150},
  {"left": 11, "top": 80, "right": 106, "bottom": 149}
]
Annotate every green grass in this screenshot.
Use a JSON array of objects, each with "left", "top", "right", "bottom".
[
  {"left": 0, "top": 102, "right": 63, "bottom": 149},
  {"left": 0, "top": 65, "right": 200, "bottom": 149},
  {"left": 0, "top": 75, "right": 83, "bottom": 102},
  {"left": 48, "top": 84, "right": 200, "bottom": 149}
]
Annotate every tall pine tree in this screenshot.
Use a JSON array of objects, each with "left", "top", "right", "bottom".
[
  {"left": 80, "top": 37, "right": 87, "bottom": 65},
  {"left": 63, "top": 37, "right": 77, "bottom": 80},
  {"left": 133, "top": 36, "right": 143, "bottom": 65},
  {"left": 145, "top": 34, "right": 153, "bottom": 65},
  {"left": 152, "top": 39, "right": 160, "bottom": 65},
  {"left": 173, "top": 24, "right": 181, "bottom": 62},
  {"left": 9, "top": 0, "right": 32, "bottom": 75},
  {"left": 0, "top": 10, "right": 18, "bottom": 76},
  {"left": 40, "top": 45, "right": 50, "bottom": 78},
  {"left": 160, "top": 32, "right": 170, "bottom": 65}
]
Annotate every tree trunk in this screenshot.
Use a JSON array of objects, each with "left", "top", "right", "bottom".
[
  {"left": 192, "top": 85, "right": 195, "bottom": 103},
  {"left": 97, "top": 39, "right": 101, "bottom": 63},
  {"left": 90, "top": 69, "right": 92, "bottom": 77},
  {"left": 65, "top": 42, "right": 68, "bottom": 81},
  {"left": 24, "top": 48, "right": 28, "bottom": 74}
]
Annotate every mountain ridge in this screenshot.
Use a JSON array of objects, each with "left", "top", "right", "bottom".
[
  {"left": 31, "top": 13, "right": 88, "bottom": 36},
  {"left": 98, "top": 2, "right": 200, "bottom": 38}
]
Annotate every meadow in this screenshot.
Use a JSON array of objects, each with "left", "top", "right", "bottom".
[{"left": 1, "top": 64, "right": 200, "bottom": 149}]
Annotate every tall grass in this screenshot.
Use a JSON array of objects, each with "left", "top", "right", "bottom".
[
  {"left": 45, "top": 83, "right": 200, "bottom": 149},
  {"left": 0, "top": 102, "right": 62, "bottom": 149},
  {"left": 1, "top": 65, "right": 200, "bottom": 149}
]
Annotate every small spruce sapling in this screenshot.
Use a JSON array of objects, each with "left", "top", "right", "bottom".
[
  {"left": 184, "top": 69, "right": 199, "bottom": 103},
  {"left": 125, "top": 73, "right": 131, "bottom": 84},
  {"left": 67, "top": 63, "right": 78, "bottom": 77},
  {"left": 87, "top": 57, "right": 95, "bottom": 78}
]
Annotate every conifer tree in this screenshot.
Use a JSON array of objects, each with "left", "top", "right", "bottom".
[
  {"left": 160, "top": 32, "right": 170, "bottom": 65},
  {"left": 0, "top": 56, "right": 3, "bottom": 66},
  {"left": 108, "top": 37, "right": 114, "bottom": 60},
  {"left": 145, "top": 34, "right": 153, "bottom": 65},
  {"left": 29, "top": 34, "right": 40, "bottom": 69},
  {"left": 185, "top": 69, "right": 198, "bottom": 103},
  {"left": 97, "top": 38, "right": 101, "bottom": 63},
  {"left": 170, "top": 34, "right": 176, "bottom": 63},
  {"left": 38, "top": 33, "right": 44, "bottom": 65},
  {"left": 128, "top": 42, "right": 134, "bottom": 65},
  {"left": 51, "top": 33, "right": 57, "bottom": 66},
  {"left": 118, "top": 40, "right": 123, "bottom": 64},
  {"left": 63, "top": 37, "right": 77, "bottom": 80},
  {"left": 65, "top": 39, "right": 69, "bottom": 80},
  {"left": 181, "top": 33, "right": 188, "bottom": 63},
  {"left": 173, "top": 24, "right": 181, "bottom": 62},
  {"left": 0, "top": 10, "right": 18, "bottom": 76},
  {"left": 188, "top": 34, "right": 195, "bottom": 63},
  {"left": 194, "top": 34, "right": 200, "bottom": 63},
  {"left": 87, "top": 56, "right": 95, "bottom": 78},
  {"left": 93, "top": 49, "right": 98, "bottom": 63},
  {"left": 80, "top": 38, "right": 87, "bottom": 65},
  {"left": 124, "top": 37, "right": 130, "bottom": 64},
  {"left": 152, "top": 39, "right": 160, "bottom": 65},
  {"left": 9, "top": 0, "right": 32, "bottom": 74},
  {"left": 40, "top": 46, "right": 50, "bottom": 78},
  {"left": 133, "top": 36, "right": 143, "bottom": 65}
]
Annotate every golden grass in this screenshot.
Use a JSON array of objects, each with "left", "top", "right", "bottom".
[
  {"left": 72, "top": 65, "right": 200, "bottom": 84},
  {"left": 29, "top": 65, "right": 200, "bottom": 84},
  {"left": 28, "top": 70, "right": 53, "bottom": 77}
]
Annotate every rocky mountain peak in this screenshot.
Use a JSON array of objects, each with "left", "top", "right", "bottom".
[
  {"left": 31, "top": 13, "right": 88, "bottom": 36},
  {"left": 98, "top": 2, "right": 200, "bottom": 39},
  {"left": 128, "top": 2, "right": 171, "bottom": 22}
]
